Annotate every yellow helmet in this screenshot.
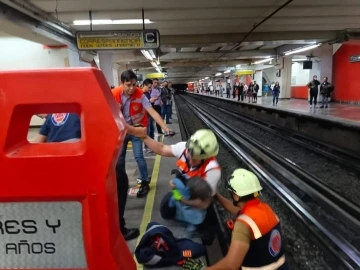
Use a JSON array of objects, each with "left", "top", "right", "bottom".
[
  {"left": 186, "top": 129, "right": 219, "bottom": 160},
  {"left": 226, "top": 169, "right": 263, "bottom": 197}
]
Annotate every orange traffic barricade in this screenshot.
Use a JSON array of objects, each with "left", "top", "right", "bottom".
[{"left": 0, "top": 68, "right": 136, "bottom": 270}]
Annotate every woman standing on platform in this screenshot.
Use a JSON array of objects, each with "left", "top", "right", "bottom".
[{"left": 272, "top": 82, "right": 280, "bottom": 106}]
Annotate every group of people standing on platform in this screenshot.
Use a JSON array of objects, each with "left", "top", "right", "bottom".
[
  {"left": 201, "top": 81, "right": 281, "bottom": 106},
  {"left": 33, "top": 69, "right": 288, "bottom": 270},
  {"left": 308, "top": 75, "right": 334, "bottom": 108},
  {"left": 141, "top": 78, "right": 175, "bottom": 154}
]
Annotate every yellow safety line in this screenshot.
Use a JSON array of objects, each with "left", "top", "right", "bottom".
[{"left": 134, "top": 139, "right": 164, "bottom": 269}]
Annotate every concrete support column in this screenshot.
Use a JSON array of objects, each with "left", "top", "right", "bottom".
[
  {"left": 117, "top": 64, "right": 129, "bottom": 85},
  {"left": 279, "top": 57, "right": 292, "bottom": 99},
  {"left": 320, "top": 44, "right": 333, "bottom": 81},
  {"left": 254, "top": 70, "right": 263, "bottom": 96},
  {"left": 99, "top": 52, "right": 114, "bottom": 86}
]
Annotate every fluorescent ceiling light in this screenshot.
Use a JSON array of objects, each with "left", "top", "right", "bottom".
[
  {"left": 205, "top": 77, "right": 209, "bottom": 79},
  {"left": 215, "top": 73, "right": 222, "bottom": 76},
  {"left": 284, "top": 44, "right": 321, "bottom": 56},
  {"left": 224, "top": 70, "right": 231, "bottom": 73},
  {"left": 150, "top": 61, "right": 158, "bottom": 68},
  {"left": 253, "top": 57, "right": 274, "bottom": 65},
  {"left": 149, "top": 50, "right": 156, "bottom": 59},
  {"left": 236, "top": 64, "right": 241, "bottom": 68},
  {"left": 73, "top": 19, "right": 153, "bottom": 25},
  {"left": 141, "top": 50, "right": 153, "bottom": 61},
  {"left": 292, "top": 58, "right": 308, "bottom": 62}
]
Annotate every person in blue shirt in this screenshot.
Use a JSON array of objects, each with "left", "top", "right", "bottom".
[{"left": 35, "top": 113, "right": 81, "bottom": 143}]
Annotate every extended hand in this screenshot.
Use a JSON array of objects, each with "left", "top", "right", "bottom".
[
  {"left": 165, "top": 129, "right": 176, "bottom": 137},
  {"left": 171, "top": 168, "right": 183, "bottom": 179},
  {"left": 134, "top": 127, "right": 147, "bottom": 139},
  {"left": 182, "top": 258, "right": 206, "bottom": 270},
  {"left": 172, "top": 189, "right": 182, "bottom": 201}
]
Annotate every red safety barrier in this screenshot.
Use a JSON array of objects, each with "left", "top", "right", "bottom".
[{"left": 0, "top": 68, "right": 136, "bottom": 270}]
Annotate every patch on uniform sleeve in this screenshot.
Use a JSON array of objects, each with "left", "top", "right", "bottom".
[{"left": 268, "top": 229, "right": 281, "bottom": 257}]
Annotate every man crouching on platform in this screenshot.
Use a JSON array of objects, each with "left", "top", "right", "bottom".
[{"left": 143, "top": 129, "right": 221, "bottom": 235}]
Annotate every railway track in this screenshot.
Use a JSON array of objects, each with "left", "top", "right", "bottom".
[
  {"left": 178, "top": 94, "right": 360, "bottom": 269},
  {"left": 188, "top": 95, "right": 360, "bottom": 171}
]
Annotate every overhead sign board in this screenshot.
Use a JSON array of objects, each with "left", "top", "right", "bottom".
[
  {"left": 146, "top": 73, "right": 165, "bottom": 79},
  {"left": 76, "top": 30, "right": 160, "bottom": 51},
  {"left": 236, "top": 70, "right": 254, "bottom": 75},
  {"left": 349, "top": 55, "right": 360, "bottom": 63}
]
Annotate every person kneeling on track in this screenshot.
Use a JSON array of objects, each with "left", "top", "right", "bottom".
[
  {"left": 182, "top": 169, "right": 288, "bottom": 270},
  {"left": 143, "top": 129, "right": 221, "bottom": 234}
]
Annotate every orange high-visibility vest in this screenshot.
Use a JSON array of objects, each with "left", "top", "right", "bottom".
[
  {"left": 176, "top": 150, "right": 220, "bottom": 179},
  {"left": 112, "top": 86, "right": 148, "bottom": 127}
]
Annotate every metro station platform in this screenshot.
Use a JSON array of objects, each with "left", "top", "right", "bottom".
[
  {"left": 192, "top": 93, "right": 360, "bottom": 127},
  {"left": 121, "top": 108, "right": 214, "bottom": 269}
]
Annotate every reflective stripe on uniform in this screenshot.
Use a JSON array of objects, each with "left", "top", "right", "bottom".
[
  {"left": 241, "top": 255, "right": 285, "bottom": 270},
  {"left": 145, "top": 255, "right": 162, "bottom": 265},
  {"left": 237, "top": 214, "right": 262, "bottom": 239}
]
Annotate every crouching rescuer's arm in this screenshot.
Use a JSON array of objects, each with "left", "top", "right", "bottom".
[{"left": 143, "top": 136, "right": 176, "bottom": 157}]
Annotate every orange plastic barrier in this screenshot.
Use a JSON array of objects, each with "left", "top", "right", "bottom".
[{"left": 0, "top": 68, "right": 136, "bottom": 270}]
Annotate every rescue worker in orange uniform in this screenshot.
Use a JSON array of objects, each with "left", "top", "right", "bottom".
[
  {"left": 112, "top": 70, "right": 172, "bottom": 241},
  {"left": 143, "top": 129, "right": 221, "bottom": 235},
  {"left": 112, "top": 70, "right": 172, "bottom": 197},
  {"left": 182, "top": 168, "right": 287, "bottom": 270}
]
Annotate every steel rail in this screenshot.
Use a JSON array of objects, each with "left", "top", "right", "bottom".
[
  {"left": 193, "top": 96, "right": 360, "bottom": 171},
  {"left": 189, "top": 97, "right": 360, "bottom": 230},
  {"left": 181, "top": 96, "right": 360, "bottom": 269}
]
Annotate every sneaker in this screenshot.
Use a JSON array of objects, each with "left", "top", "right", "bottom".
[
  {"left": 121, "top": 227, "right": 140, "bottom": 241},
  {"left": 325, "top": 106, "right": 328, "bottom": 108},
  {"left": 320, "top": 106, "right": 324, "bottom": 108},
  {"left": 137, "top": 181, "right": 150, "bottom": 198}
]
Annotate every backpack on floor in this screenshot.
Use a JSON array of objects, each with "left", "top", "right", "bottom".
[{"left": 135, "top": 222, "right": 205, "bottom": 268}]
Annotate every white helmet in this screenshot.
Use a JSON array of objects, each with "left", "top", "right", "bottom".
[
  {"left": 227, "top": 169, "right": 263, "bottom": 197},
  {"left": 186, "top": 129, "right": 219, "bottom": 160}
]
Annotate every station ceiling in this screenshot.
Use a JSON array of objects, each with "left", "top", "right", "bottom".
[{"left": 2, "top": 0, "right": 360, "bottom": 83}]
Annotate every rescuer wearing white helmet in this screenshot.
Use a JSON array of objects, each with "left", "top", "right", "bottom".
[
  {"left": 182, "top": 169, "right": 288, "bottom": 270},
  {"left": 143, "top": 129, "right": 221, "bottom": 237}
]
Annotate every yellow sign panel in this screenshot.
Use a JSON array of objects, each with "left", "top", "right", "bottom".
[
  {"left": 236, "top": 70, "right": 254, "bottom": 75},
  {"left": 76, "top": 30, "right": 160, "bottom": 51},
  {"left": 146, "top": 73, "right": 165, "bottom": 79}
]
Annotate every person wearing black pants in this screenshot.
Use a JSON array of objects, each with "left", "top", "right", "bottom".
[
  {"left": 308, "top": 75, "right": 321, "bottom": 108},
  {"left": 253, "top": 81, "right": 259, "bottom": 103},
  {"left": 238, "top": 83, "right": 244, "bottom": 101},
  {"left": 153, "top": 105, "right": 163, "bottom": 134},
  {"left": 116, "top": 163, "right": 139, "bottom": 241}
]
